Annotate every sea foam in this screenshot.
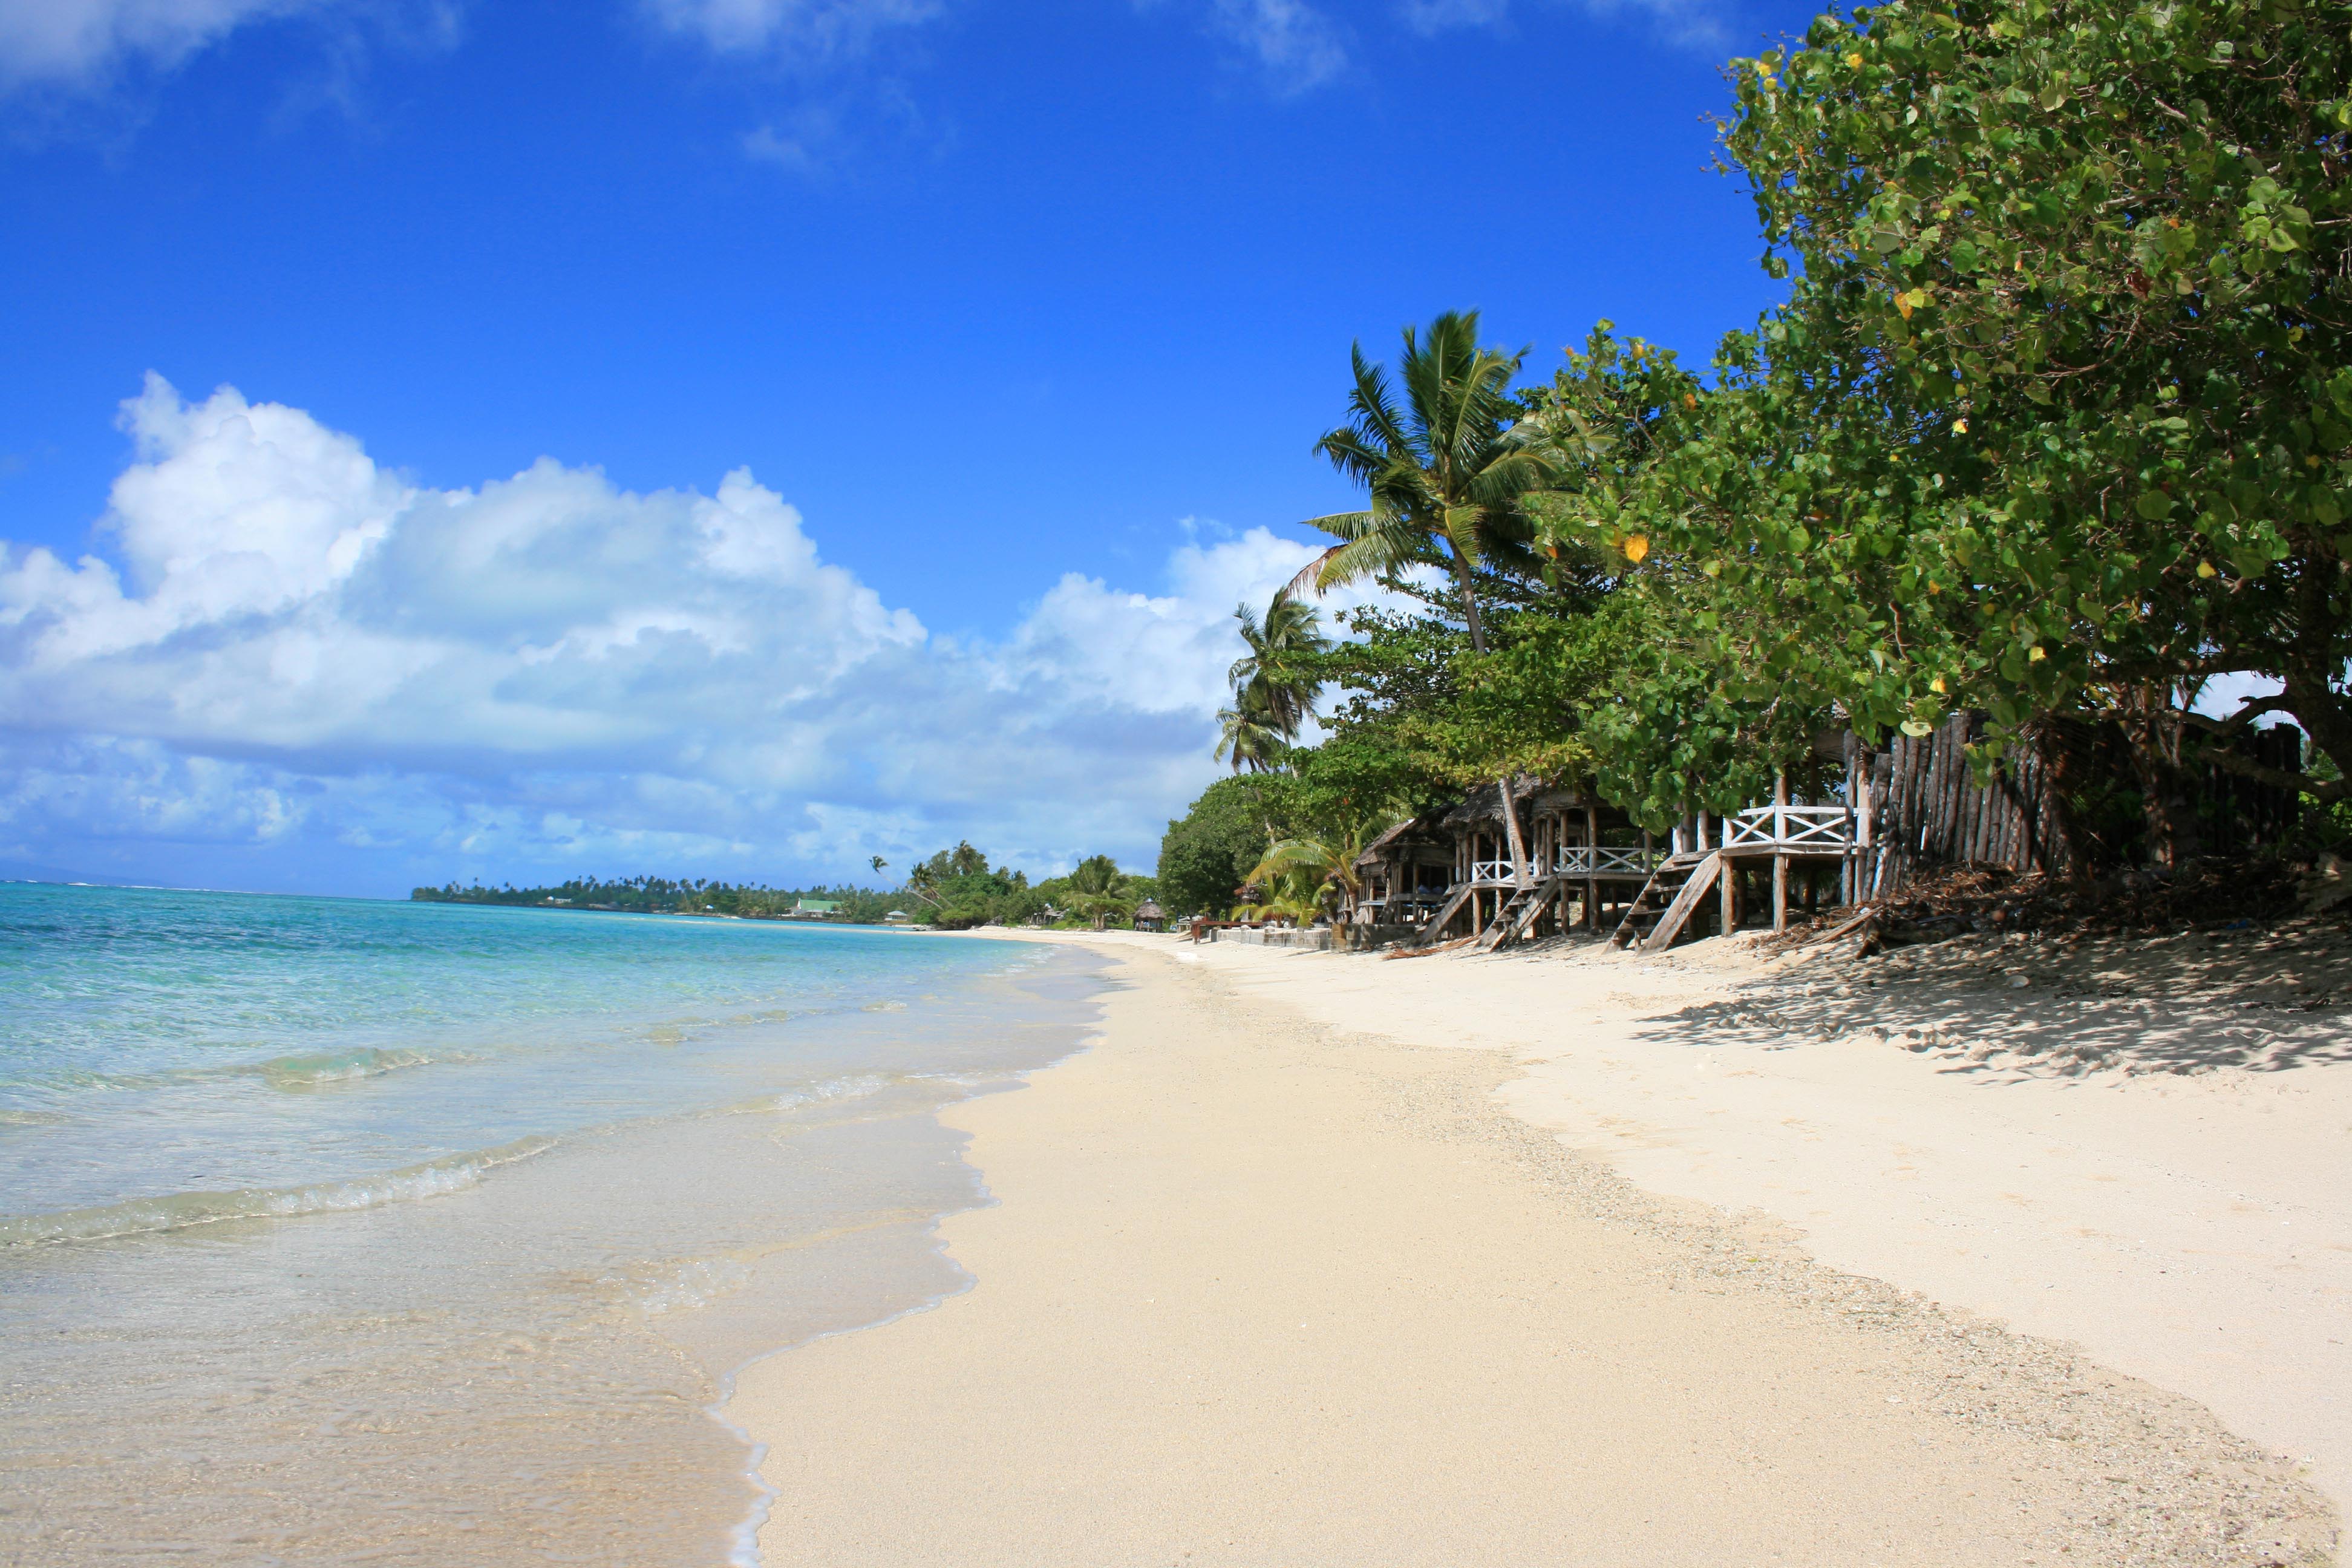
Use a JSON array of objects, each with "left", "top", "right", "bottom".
[{"left": 0, "top": 1135, "right": 554, "bottom": 1247}]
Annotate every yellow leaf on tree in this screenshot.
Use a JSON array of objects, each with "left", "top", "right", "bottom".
[
  {"left": 2197, "top": 560, "right": 2218, "bottom": 578},
  {"left": 1622, "top": 534, "right": 1650, "bottom": 564},
  {"left": 1846, "top": 51, "right": 1864, "bottom": 66},
  {"left": 1952, "top": 417, "right": 1968, "bottom": 434},
  {"left": 1930, "top": 675, "right": 1947, "bottom": 694}
]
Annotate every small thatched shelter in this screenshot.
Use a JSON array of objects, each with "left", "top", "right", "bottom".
[{"left": 1131, "top": 898, "right": 1166, "bottom": 933}]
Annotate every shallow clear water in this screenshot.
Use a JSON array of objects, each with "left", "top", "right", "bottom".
[{"left": 0, "top": 884, "right": 1103, "bottom": 1566}]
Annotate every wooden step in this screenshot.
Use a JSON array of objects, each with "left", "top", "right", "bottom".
[
  {"left": 1608, "top": 852, "right": 1718, "bottom": 949},
  {"left": 1474, "top": 876, "right": 1565, "bottom": 953}
]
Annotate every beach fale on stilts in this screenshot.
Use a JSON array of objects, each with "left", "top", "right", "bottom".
[
  {"left": 1354, "top": 780, "right": 1661, "bottom": 951},
  {"left": 1357, "top": 711, "right": 2313, "bottom": 957}
]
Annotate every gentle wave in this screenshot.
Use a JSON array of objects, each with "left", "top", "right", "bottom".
[
  {"left": 619, "top": 1254, "right": 755, "bottom": 1316},
  {"left": 18, "top": 1045, "right": 451, "bottom": 1096},
  {"left": 0, "top": 1136, "right": 556, "bottom": 1247},
  {"left": 256, "top": 1047, "right": 437, "bottom": 1089},
  {"left": 770, "top": 1073, "right": 895, "bottom": 1112}
]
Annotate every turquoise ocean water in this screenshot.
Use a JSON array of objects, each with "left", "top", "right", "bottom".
[{"left": 0, "top": 883, "right": 1102, "bottom": 1566}]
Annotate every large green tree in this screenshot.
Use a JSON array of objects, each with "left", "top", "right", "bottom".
[
  {"left": 1157, "top": 774, "right": 1299, "bottom": 917},
  {"left": 1703, "top": 0, "right": 2351, "bottom": 785}
]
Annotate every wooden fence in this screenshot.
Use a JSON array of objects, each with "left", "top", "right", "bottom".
[{"left": 1849, "top": 714, "right": 2305, "bottom": 894}]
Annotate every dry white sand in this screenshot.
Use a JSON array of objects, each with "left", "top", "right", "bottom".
[
  {"left": 730, "top": 932, "right": 2336, "bottom": 1565},
  {"left": 1161, "top": 924, "right": 2352, "bottom": 1522}
]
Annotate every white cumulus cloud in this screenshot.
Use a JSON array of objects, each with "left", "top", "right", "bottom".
[{"left": 0, "top": 377, "right": 1357, "bottom": 892}]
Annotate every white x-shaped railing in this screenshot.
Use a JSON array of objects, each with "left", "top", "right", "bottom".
[
  {"left": 1722, "top": 805, "right": 1854, "bottom": 852},
  {"left": 1555, "top": 845, "right": 1659, "bottom": 876}
]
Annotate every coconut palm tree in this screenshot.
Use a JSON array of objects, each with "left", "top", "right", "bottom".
[
  {"left": 1214, "top": 691, "right": 1290, "bottom": 775},
  {"left": 1243, "top": 814, "right": 1395, "bottom": 947},
  {"left": 1062, "top": 854, "right": 1131, "bottom": 929},
  {"left": 1289, "top": 310, "right": 1552, "bottom": 887},
  {"left": 1227, "top": 592, "right": 1330, "bottom": 745}
]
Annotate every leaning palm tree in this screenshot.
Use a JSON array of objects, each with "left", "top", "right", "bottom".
[
  {"left": 1227, "top": 592, "right": 1331, "bottom": 745},
  {"left": 1214, "top": 691, "right": 1290, "bottom": 775},
  {"left": 1289, "top": 310, "right": 1552, "bottom": 887}
]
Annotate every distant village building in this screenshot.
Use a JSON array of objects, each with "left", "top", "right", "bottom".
[
  {"left": 788, "top": 898, "right": 841, "bottom": 920},
  {"left": 883, "top": 909, "right": 912, "bottom": 924},
  {"left": 1131, "top": 899, "right": 1165, "bottom": 933}
]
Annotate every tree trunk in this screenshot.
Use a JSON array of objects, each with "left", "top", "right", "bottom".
[
  {"left": 2120, "top": 686, "right": 2196, "bottom": 868},
  {"left": 1449, "top": 552, "right": 1531, "bottom": 890}
]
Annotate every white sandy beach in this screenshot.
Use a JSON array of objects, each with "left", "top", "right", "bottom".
[{"left": 731, "top": 927, "right": 2343, "bottom": 1564}]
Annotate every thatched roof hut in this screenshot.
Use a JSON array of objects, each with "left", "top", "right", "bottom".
[{"left": 1131, "top": 898, "right": 1166, "bottom": 932}]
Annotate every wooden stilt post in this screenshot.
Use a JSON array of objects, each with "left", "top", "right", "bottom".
[
  {"left": 1772, "top": 770, "right": 1790, "bottom": 934},
  {"left": 1584, "top": 802, "right": 1600, "bottom": 932},
  {"left": 1857, "top": 760, "right": 1875, "bottom": 903},
  {"left": 1717, "top": 810, "right": 1735, "bottom": 937}
]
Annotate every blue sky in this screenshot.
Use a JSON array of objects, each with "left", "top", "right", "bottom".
[{"left": 1, "top": 0, "right": 1816, "bottom": 896}]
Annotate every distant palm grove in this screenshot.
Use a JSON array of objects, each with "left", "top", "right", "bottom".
[{"left": 413, "top": 845, "right": 1157, "bottom": 930}]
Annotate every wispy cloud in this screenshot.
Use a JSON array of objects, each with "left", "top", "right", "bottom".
[
  {"left": 742, "top": 114, "right": 828, "bottom": 172},
  {"left": 1206, "top": 0, "right": 1346, "bottom": 93},
  {"left": 1395, "top": 0, "right": 1730, "bottom": 50},
  {"left": 0, "top": 0, "right": 463, "bottom": 132},
  {"left": 0, "top": 0, "right": 326, "bottom": 91},
  {"left": 642, "top": 0, "right": 942, "bottom": 60},
  {"left": 1396, "top": 0, "right": 1509, "bottom": 32},
  {"left": 0, "top": 377, "right": 1372, "bottom": 888}
]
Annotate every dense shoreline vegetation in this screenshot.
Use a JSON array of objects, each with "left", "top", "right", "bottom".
[{"left": 1154, "top": 0, "right": 2351, "bottom": 924}]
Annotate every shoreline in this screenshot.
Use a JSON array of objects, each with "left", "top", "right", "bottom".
[{"left": 730, "top": 930, "right": 2339, "bottom": 1564}]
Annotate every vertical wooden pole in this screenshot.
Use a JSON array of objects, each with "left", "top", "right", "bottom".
[
  {"left": 1719, "top": 814, "right": 1736, "bottom": 937},
  {"left": 1857, "top": 756, "right": 1875, "bottom": 903},
  {"left": 1584, "top": 802, "right": 1600, "bottom": 931},
  {"left": 1772, "top": 770, "right": 1790, "bottom": 934}
]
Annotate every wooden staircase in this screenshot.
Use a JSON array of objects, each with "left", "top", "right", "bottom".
[
  {"left": 1474, "top": 875, "right": 1566, "bottom": 953},
  {"left": 1399, "top": 881, "right": 1477, "bottom": 950},
  {"left": 1609, "top": 852, "right": 1722, "bottom": 953}
]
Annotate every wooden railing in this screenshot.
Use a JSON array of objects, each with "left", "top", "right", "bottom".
[
  {"left": 1468, "top": 847, "right": 1660, "bottom": 884},
  {"left": 1722, "top": 805, "right": 1854, "bottom": 854},
  {"left": 1556, "top": 845, "right": 1659, "bottom": 877}
]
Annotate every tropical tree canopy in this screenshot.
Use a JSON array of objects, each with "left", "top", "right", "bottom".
[{"left": 1695, "top": 0, "right": 2347, "bottom": 776}]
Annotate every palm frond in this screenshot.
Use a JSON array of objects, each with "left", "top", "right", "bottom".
[{"left": 1312, "top": 529, "right": 1419, "bottom": 594}]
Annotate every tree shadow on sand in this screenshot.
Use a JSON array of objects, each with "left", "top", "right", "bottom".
[{"left": 1627, "top": 921, "right": 2352, "bottom": 1081}]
